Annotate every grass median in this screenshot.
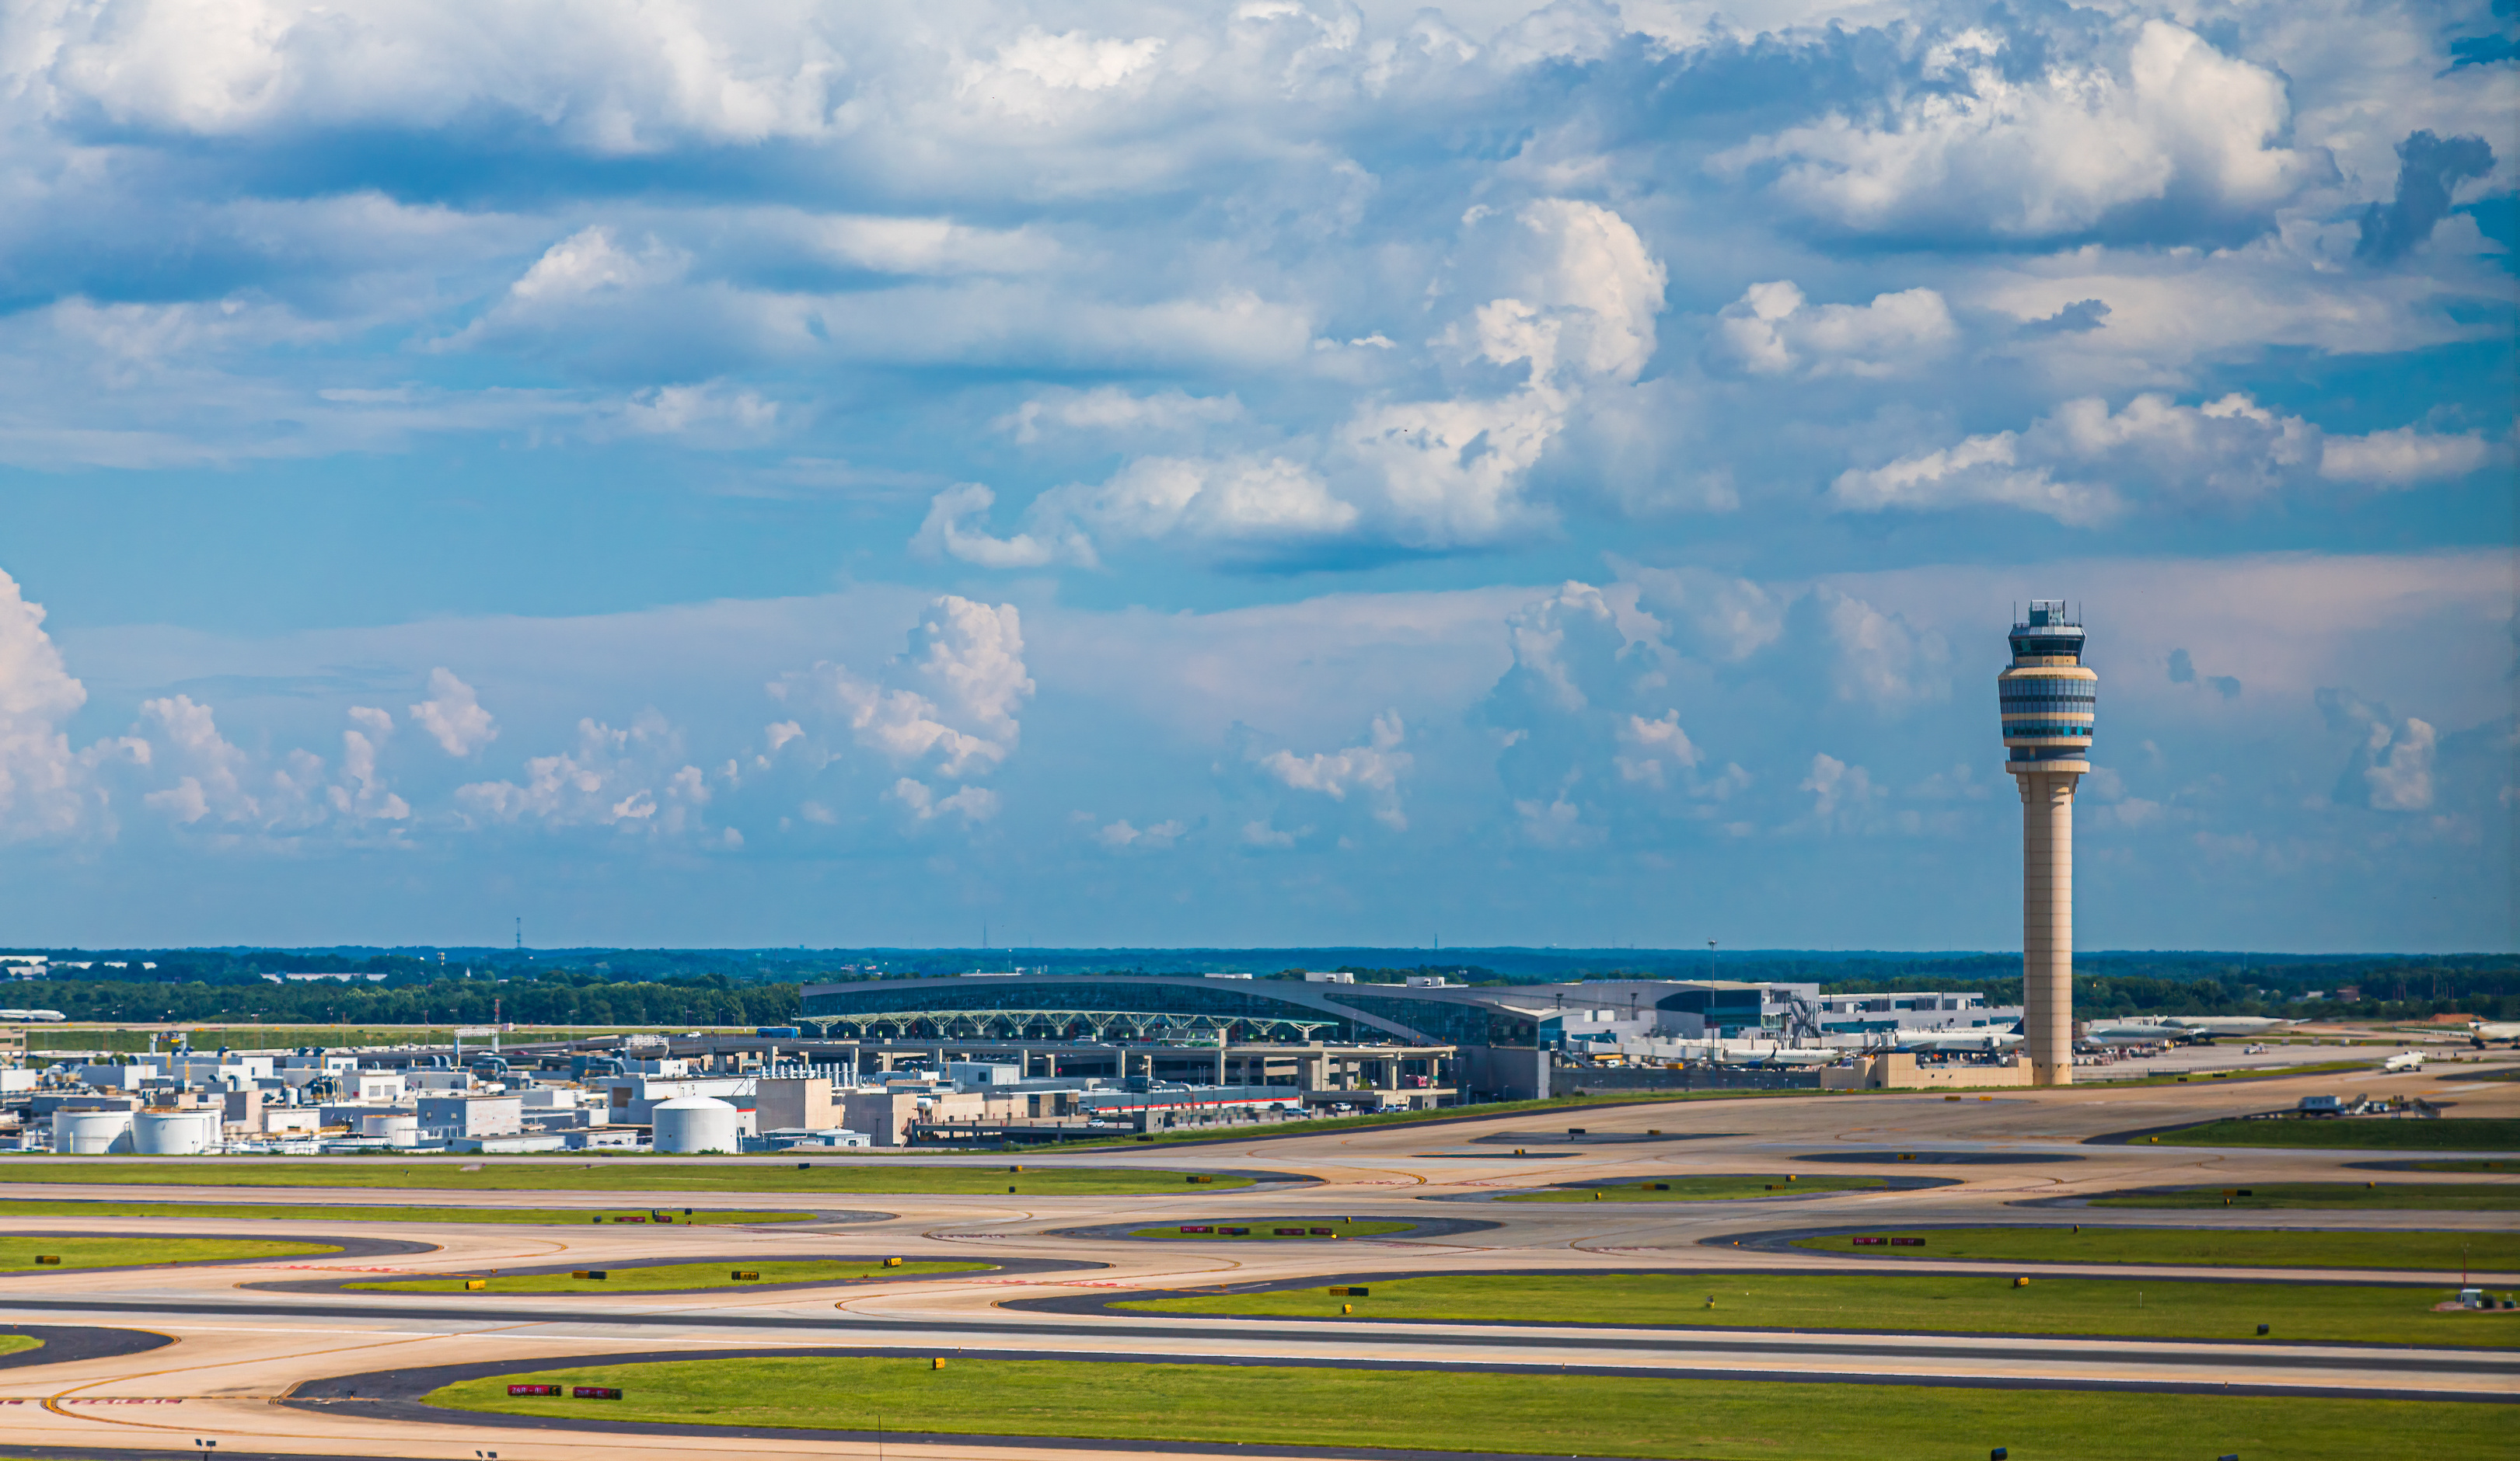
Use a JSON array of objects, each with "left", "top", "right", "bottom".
[
  {"left": 1123, "top": 1219, "right": 1412, "bottom": 1240},
  {"left": 1120, "top": 1270, "right": 2518, "bottom": 1347},
  {"left": 0, "top": 1335, "right": 37, "bottom": 1358},
  {"left": 0, "top": 1236, "right": 340, "bottom": 1271},
  {"left": 1790, "top": 1226, "right": 2520, "bottom": 1271},
  {"left": 349, "top": 1258, "right": 987, "bottom": 1295},
  {"left": 2089, "top": 1183, "right": 2516, "bottom": 1212},
  {"left": 2148, "top": 1118, "right": 2520, "bottom": 1151},
  {"left": 0, "top": 1160, "right": 1247, "bottom": 1196},
  {"left": 0, "top": 1199, "right": 810, "bottom": 1225},
  {"left": 1498, "top": 1175, "right": 1886, "bottom": 1203},
  {"left": 427, "top": 1355, "right": 2503, "bottom": 1460}
]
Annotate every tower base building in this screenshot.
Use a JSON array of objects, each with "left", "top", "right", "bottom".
[{"left": 1999, "top": 602, "right": 2095, "bottom": 1087}]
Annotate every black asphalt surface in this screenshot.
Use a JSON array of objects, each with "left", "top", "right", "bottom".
[
  {"left": 1788, "top": 1151, "right": 2083, "bottom": 1165},
  {"left": 1421, "top": 1174, "right": 1958, "bottom": 1203},
  {"left": 1043, "top": 1216, "right": 1501, "bottom": 1241},
  {"left": 0, "top": 1325, "right": 173, "bottom": 1371}
]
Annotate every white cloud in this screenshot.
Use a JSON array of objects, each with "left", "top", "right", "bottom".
[
  {"left": 774, "top": 596, "right": 1034, "bottom": 783},
  {"left": 891, "top": 778, "right": 1000, "bottom": 823},
  {"left": 1817, "top": 587, "right": 1952, "bottom": 712},
  {"left": 609, "top": 382, "right": 781, "bottom": 445},
  {"left": 1720, "top": 21, "right": 2328, "bottom": 241},
  {"left": 410, "top": 668, "right": 497, "bottom": 756},
  {"left": 330, "top": 711, "right": 410, "bottom": 823},
  {"left": 139, "top": 695, "right": 257, "bottom": 825},
  {"left": 1832, "top": 392, "right": 2334, "bottom": 525},
  {"left": 0, "top": 569, "right": 99, "bottom": 840},
  {"left": 455, "top": 712, "right": 713, "bottom": 835},
  {"left": 996, "top": 387, "right": 1242, "bottom": 444},
  {"left": 1258, "top": 711, "right": 1412, "bottom": 830},
  {"left": 1714, "top": 281, "right": 1956, "bottom": 378},
  {"left": 1092, "top": 817, "right": 1185, "bottom": 849},
  {"left": 1802, "top": 751, "right": 1883, "bottom": 828},
  {"left": 2319, "top": 427, "right": 2496, "bottom": 487}
]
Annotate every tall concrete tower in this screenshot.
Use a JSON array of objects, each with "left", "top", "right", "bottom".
[{"left": 2000, "top": 601, "right": 2093, "bottom": 1086}]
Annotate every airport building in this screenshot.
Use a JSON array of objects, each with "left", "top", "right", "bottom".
[{"left": 793, "top": 971, "right": 1824, "bottom": 1102}]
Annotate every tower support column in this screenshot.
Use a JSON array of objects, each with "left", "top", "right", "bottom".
[{"left": 2016, "top": 768, "right": 2079, "bottom": 1086}]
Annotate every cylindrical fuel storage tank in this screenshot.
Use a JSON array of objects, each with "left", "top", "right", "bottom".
[
  {"left": 53, "top": 1109, "right": 134, "bottom": 1154},
  {"left": 133, "top": 1109, "right": 219, "bottom": 1155},
  {"left": 651, "top": 1095, "right": 739, "bottom": 1153},
  {"left": 361, "top": 1113, "right": 420, "bottom": 1144}
]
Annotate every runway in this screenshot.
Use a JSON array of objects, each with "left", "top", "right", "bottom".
[{"left": 0, "top": 1058, "right": 2507, "bottom": 1459}]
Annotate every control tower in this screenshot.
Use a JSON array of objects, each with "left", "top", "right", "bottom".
[{"left": 1999, "top": 601, "right": 2094, "bottom": 1086}]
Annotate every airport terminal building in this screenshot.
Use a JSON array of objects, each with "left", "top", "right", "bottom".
[{"left": 794, "top": 971, "right": 1821, "bottom": 1102}]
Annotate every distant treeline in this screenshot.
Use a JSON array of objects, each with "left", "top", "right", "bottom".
[
  {"left": 1810, "top": 957, "right": 2519, "bottom": 1022},
  {"left": 16, "top": 976, "right": 801, "bottom": 1027}
]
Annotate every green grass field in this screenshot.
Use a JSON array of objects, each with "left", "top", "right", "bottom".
[
  {"left": 1498, "top": 1176, "right": 1886, "bottom": 1203},
  {"left": 1792, "top": 1226, "right": 2520, "bottom": 1271},
  {"left": 1123, "top": 1219, "right": 1413, "bottom": 1240},
  {"left": 0, "top": 1236, "right": 340, "bottom": 1271},
  {"left": 1121, "top": 1271, "right": 2517, "bottom": 1347},
  {"left": 2089, "top": 1183, "right": 2517, "bottom": 1212},
  {"left": 0, "top": 1160, "right": 1246, "bottom": 1196},
  {"left": 0, "top": 1199, "right": 810, "bottom": 1225},
  {"left": 428, "top": 1356, "right": 2504, "bottom": 1460},
  {"left": 348, "top": 1258, "right": 987, "bottom": 1295},
  {"left": 0, "top": 1335, "right": 37, "bottom": 1358},
  {"left": 2150, "top": 1118, "right": 2520, "bottom": 1150}
]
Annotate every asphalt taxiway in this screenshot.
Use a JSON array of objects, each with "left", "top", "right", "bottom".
[{"left": 0, "top": 1058, "right": 2508, "bottom": 1459}]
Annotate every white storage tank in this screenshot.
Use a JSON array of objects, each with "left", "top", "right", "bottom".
[
  {"left": 651, "top": 1094, "right": 739, "bottom": 1153},
  {"left": 361, "top": 1113, "right": 421, "bottom": 1145},
  {"left": 133, "top": 1109, "right": 220, "bottom": 1155},
  {"left": 52, "top": 1109, "right": 134, "bottom": 1154}
]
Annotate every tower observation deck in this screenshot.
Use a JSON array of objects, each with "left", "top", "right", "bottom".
[{"left": 2000, "top": 601, "right": 2092, "bottom": 1086}]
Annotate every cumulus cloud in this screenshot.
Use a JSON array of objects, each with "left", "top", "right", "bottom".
[
  {"left": 2356, "top": 131, "right": 2497, "bottom": 265},
  {"left": 1088, "top": 815, "right": 1186, "bottom": 849},
  {"left": 410, "top": 668, "right": 497, "bottom": 756},
  {"left": 920, "top": 197, "right": 1667, "bottom": 567},
  {"left": 1826, "top": 393, "right": 2483, "bottom": 524},
  {"left": 1712, "top": 281, "right": 1956, "bottom": 378},
  {"left": 1719, "top": 21, "right": 2330, "bottom": 242},
  {"left": 2319, "top": 689, "right": 2441, "bottom": 812},
  {"left": 774, "top": 596, "right": 1034, "bottom": 783},
  {"left": 1801, "top": 751, "right": 1883, "bottom": 829},
  {"left": 455, "top": 712, "right": 714, "bottom": 835},
  {"left": 2319, "top": 427, "right": 2497, "bottom": 487},
  {"left": 0, "top": 570, "right": 91, "bottom": 836},
  {"left": 1257, "top": 711, "right": 1412, "bottom": 830}
]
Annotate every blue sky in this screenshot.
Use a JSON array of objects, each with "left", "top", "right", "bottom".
[{"left": 0, "top": 0, "right": 2510, "bottom": 952}]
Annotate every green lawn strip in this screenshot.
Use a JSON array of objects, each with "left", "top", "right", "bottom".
[
  {"left": 1792, "top": 1226, "right": 2520, "bottom": 1272},
  {"left": 426, "top": 1356, "right": 2501, "bottom": 1460},
  {"left": 1123, "top": 1220, "right": 1412, "bottom": 1241},
  {"left": 0, "top": 1335, "right": 37, "bottom": 1358},
  {"left": 2090, "top": 1184, "right": 2518, "bottom": 1212},
  {"left": 2149, "top": 1118, "right": 2520, "bottom": 1151},
  {"left": 0, "top": 1199, "right": 808, "bottom": 1226},
  {"left": 0, "top": 1161, "right": 1245, "bottom": 1196},
  {"left": 348, "top": 1259, "right": 988, "bottom": 1295},
  {"left": 1120, "top": 1271, "right": 2519, "bottom": 1348},
  {"left": 0, "top": 1236, "right": 340, "bottom": 1271},
  {"left": 1498, "top": 1176, "right": 1886, "bottom": 1203}
]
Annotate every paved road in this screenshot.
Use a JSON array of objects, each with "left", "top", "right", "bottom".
[{"left": 0, "top": 1058, "right": 2508, "bottom": 1459}]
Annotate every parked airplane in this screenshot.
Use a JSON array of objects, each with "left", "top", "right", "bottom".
[
  {"left": 2382, "top": 1050, "right": 2426, "bottom": 1072},
  {"left": 1895, "top": 1028, "right": 2023, "bottom": 1053},
  {"left": 2082, "top": 1020, "right": 2194, "bottom": 1045},
  {"left": 2161, "top": 1016, "right": 2297, "bottom": 1037},
  {"left": 0, "top": 1009, "right": 66, "bottom": 1022},
  {"left": 2469, "top": 1021, "right": 2520, "bottom": 1047}
]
